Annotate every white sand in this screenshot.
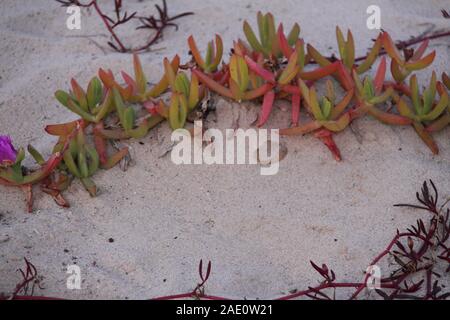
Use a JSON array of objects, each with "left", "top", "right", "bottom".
[{"left": 0, "top": 0, "right": 449, "bottom": 299}]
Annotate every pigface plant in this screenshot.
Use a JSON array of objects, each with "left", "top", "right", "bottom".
[
  {"left": 188, "top": 35, "right": 224, "bottom": 73},
  {"left": 192, "top": 53, "right": 275, "bottom": 103},
  {"left": 243, "top": 11, "right": 300, "bottom": 59},
  {"left": 160, "top": 59, "right": 203, "bottom": 130},
  {"left": 0, "top": 133, "right": 74, "bottom": 212},
  {"left": 280, "top": 79, "right": 354, "bottom": 161},
  {"left": 55, "top": 77, "right": 112, "bottom": 123},
  {"left": 306, "top": 27, "right": 383, "bottom": 91},
  {"left": 394, "top": 72, "right": 449, "bottom": 154},
  {"left": 352, "top": 57, "right": 410, "bottom": 126},
  {"left": 382, "top": 32, "right": 436, "bottom": 83},
  {"left": 2, "top": 11, "right": 450, "bottom": 213}
]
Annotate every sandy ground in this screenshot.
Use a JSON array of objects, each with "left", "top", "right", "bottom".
[{"left": 0, "top": 0, "right": 449, "bottom": 299}]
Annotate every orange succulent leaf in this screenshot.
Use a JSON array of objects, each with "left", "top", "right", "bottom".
[
  {"left": 93, "top": 122, "right": 108, "bottom": 165},
  {"left": 229, "top": 78, "right": 243, "bottom": 101},
  {"left": 421, "top": 89, "right": 448, "bottom": 122},
  {"left": 278, "top": 49, "right": 300, "bottom": 85},
  {"left": 411, "top": 39, "right": 429, "bottom": 61},
  {"left": 336, "top": 61, "right": 354, "bottom": 91},
  {"left": 70, "top": 78, "right": 88, "bottom": 110},
  {"left": 133, "top": 53, "right": 147, "bottom": 95},
  {"left": 321, "top": 113, "right": 351, "bottom": 132},
  {"left": 426, "top": 114, "right": 450, "bottom": 133},
  {"left": 368, "top": 105, "right": 412, "bottom": 125},
  {"left": 314, "top": 129, "right": 342, "bottom": 161},
  {"left": 299, "top": 61, "right": 339, "bottom": 81},
  {"left": 280, "top": 84, "right": 301, "bottom": 96},
  {"left": 257, "top": 90, "right": 276, "bottom": 127},
  {"left": 117, "top": 85, "right": 134, "bottom": 102},
  {"left": 405, "top": 51, "right": 436, "bottom": 72},
  {"left": 356, "top": 34, "right": 382, "bottom": 74},
  {"left": 382, "top": 32, "right": 403, "bottom": 65},
  {"left": 390, "top": 60, "right": 408, "bottom": 83},
  {"left": 243, "top": 83, "right": 274, "bottom": 101},
  {"left": 212, "top": 34, "right": 224, "bottom": 71},
  {"left": 413, "top": 122, "right": 439, "bottom": 154},
  {"left": 280, "top": 121, "right": 322, "bottom": 136},
  {"left": 345, "top": 29, "right": 355, "bottom": 69},
  {"left": 98, "top": 68, "right": 116, "bottom": 88},
  {"left": 156, "top": 101, "right": 170, "bottom": 118},
  {"left": 121, "top": 71, "right": 138, "bottom": 95},
  {"left": 244, "top": 55, "right": 276, "bottom": 83},
  {"left": 193, "top": 69, "right": 233, "bottom": 99},
  {"left": 291, "top": 93, "right": 301, "bottom": 126},
  {"left": 17, "top": 129, "right": 77, "bottom": 186},
  {"left": 374, "top": 57, "right": 387, "bottom": 95},
  {"left": 331, "top": 89, "right": 354, "bottom": 120},
  {"left": 396, "top": 98, "right": 416, "bottom": 119},
  {"left": 45, "top": 119, "right": 86, "bottom": 137},
  {"left": 306, "top": 44, "right": 331, "bottom": 67},
  {"left": 163, "top": 57, "right": 177, "bottom": 88},
  {"left": 278, "top": 24, "right": 292, "bottom": 59},
  {"left": 147, "top": 55, "right": 180, "bottom": 98},
  {"left": 188, "top": 35, "right": 205, "bottom": 69}
]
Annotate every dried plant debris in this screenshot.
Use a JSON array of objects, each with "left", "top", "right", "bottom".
[{"left": 55, "top": 0, "right": 193, "bottom": 52}]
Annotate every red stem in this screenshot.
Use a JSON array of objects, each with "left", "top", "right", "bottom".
[{"left": 88, "top": 1, "right": 127, "bottom": 52}]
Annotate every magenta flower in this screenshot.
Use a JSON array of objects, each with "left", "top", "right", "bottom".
[{"left": 0, "top": 136, "right": 17, "bottom": 164}]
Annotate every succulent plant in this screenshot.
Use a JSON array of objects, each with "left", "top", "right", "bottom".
[
  {"left": 188, "top": 35, "right": 223, "bottom": 73},
  {"left": 55, "top": 77, "right": 111, "bottom": 123},
  {"left": 352, "top": 57, "right": 410, "bottom": 126},
  {"left": 394, "top": 72, "right": 449, "bottom": 154},
  {"left": 193, "top": 54, "right": 274, "bottom": 102},
  {"left": 0, "top": 134, "right": 73, "bottom": 212},
  {"left": 280, "top": 79, "right": 354, "bottom": 161},
  {"left": 3, "top": 10, "right": 450, "bottom": 213},
  {"left": 306, "top": 28, "right": 383, "bottom": 90},
  {"left": 382, "top": 33, "right": 436, "bottom": 83},
  {"left": 61, "top": 128, "right": 99, "bottom": 196},
  {"left": 163, "top": 59, "right": 203, "bottom": 129},
  {"left": 243, "top": 11, "right": 300, "bottom": 59}
]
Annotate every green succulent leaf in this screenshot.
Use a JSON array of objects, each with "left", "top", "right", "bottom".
[
  {"left": 123, "top": 107, "right": 136, "bottom": 132},
  {"left": 287, "top": 23, "right": 300, "bottom": 46},
  {"left": 363, "top": 77, "right": 375, "bottom": 100},
  {"left": 78, "top": 149, "right": 89, "bottom": 178},
  {"left": 87, "top": 77, "right": 103, "bottom": 110},
  {"left": 243, "top": 21, "right": 264, "bottom": 54},
  {"left": 421, "top": 92, "right": 449, "bottom": 122},
  {"left": 55, "top": 90, "right": 72, "bottom": 107},
  {"left": 63, "top": 150, "right": 81, "bottom": 178},
  {"left": 321, "top": 97, "right": 332, "bottom": 120},
  {"left": 175, "top": 73, "right": 190, "bottom": 97},
  {"left": 86, "top": 145, "right": 99, "bottom": 176},
  {"left": 410, "top": 75, "right": 421, "bottom": 114},
  {"left": 27, "top": 145, "right": 45, "bottom": 165}
]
